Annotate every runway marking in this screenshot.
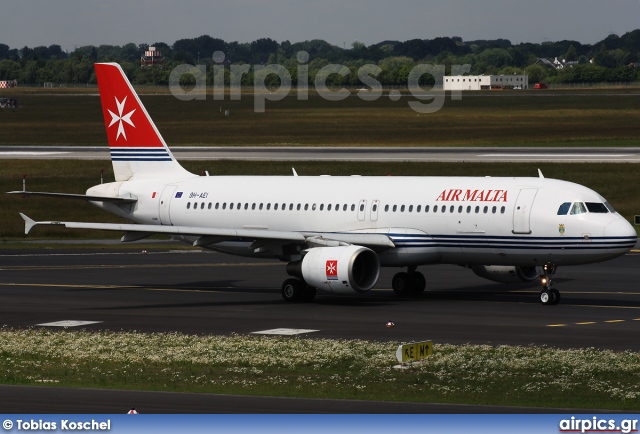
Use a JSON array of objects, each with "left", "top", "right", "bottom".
[
  {"left": 252, "top": 328, "right": 319, "bottom": 335},
  {"left": 0, "top": 262, "right": 282, "bottom": 271},
  {"left": 37, "top": 320, "right": 102, "bottom": 327},
  {"left": 480, "top": 154, "right": 632, "bottom": 158},
  {"left": 0, "top": 282, "right": 262, "bottom": 294},
  {"left": 548, "top": 318, "right": 635, "bottom": 327}
]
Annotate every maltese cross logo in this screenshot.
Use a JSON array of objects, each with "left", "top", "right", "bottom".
[
  {"left": 326, "top": 260, "right": 338, "bottom": 280},
  {"left": 108, "top": 96, "right": 136, "bottom": 140}
]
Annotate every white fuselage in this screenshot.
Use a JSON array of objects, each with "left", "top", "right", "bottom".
[{"left": 90, "top": 174, "right": 637, "bottom": 268}]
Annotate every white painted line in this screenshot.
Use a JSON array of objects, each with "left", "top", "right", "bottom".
[
  {"left": 0, "top": 152, "right": 70, "bottom": 156},
  {"left": 37, "top": 320, "right": 102, "bottom": 327},
  {"left": 480, "top": 154, "right": 632, "bottom": 158},
  {"left": 251, "top": 328, "right": 319, "bottom": 335}
]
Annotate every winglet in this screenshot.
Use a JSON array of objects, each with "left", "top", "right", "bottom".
[
  {"left": 19, "top": 213, "right": 36, "bottom": 234},
  {"left": 538, "top": 168, "right": 544, "bottom": 179},
  {"left": 292, "top": 168, "right": 298, "bottom": 177}
]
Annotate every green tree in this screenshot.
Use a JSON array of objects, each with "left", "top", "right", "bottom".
[{"left": 565, "top": 44, "right": 578, "bottom": 62}]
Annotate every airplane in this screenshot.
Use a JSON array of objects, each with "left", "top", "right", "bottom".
[{"left": 10, "top": 62, "right": 637, "bottom": 305}]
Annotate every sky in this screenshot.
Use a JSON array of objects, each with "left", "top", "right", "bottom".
[{"left": 3, "top": 0, "right": 640, "bottom": 52}]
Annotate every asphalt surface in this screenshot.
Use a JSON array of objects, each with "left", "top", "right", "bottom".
[
  {"left": 0, "top": 245, "right": 638, "bottom": 413},
  {"left": 1, "top": 146, "right": 640, "bottom": 162}
]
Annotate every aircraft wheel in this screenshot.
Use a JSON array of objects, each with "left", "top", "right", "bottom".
[
  {"left": 550, "top": 288, "right": 561, "bottom": 305},
  {"left": 540, "top": 289, "right": 556, "bottom": 305},
  {"left": 410, "top": 272, "right": 426, "bottom": 295},
  {"left": 300, "top": 285, "right": 317, "bottom": 302},
  {"left": 392, "top": 272, "right": 409, "bottom": 296},
  {"left": 282, "top": 278, "right": 305, "bottom": 302}
]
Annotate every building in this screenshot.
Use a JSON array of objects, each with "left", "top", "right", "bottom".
[
  {"left": 0, "top": 80, "right": 17, "bottom": 89},
  {"left": 141, "top": 46, "right": 165, "bottom": 68},
  {"left": 444, "top": 74, "right": 528, "bottom": 91}
]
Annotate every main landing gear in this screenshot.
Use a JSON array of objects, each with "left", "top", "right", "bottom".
[
  {"left": 281, "top": 278, "right": 316, "bottom": 302},
  {"left": 392, "top": 266, "right": 426, "bottom": 297},
  {"left": 538, "top": 263, "right": 560, "bottom": 305}
]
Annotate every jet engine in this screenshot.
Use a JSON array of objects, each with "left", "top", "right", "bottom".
[
  {"left": 287, "top": 245, "right": 380, "bottom": 294},
  {"left": 470, "top": 265, "right": 538, "bottom": 284}
]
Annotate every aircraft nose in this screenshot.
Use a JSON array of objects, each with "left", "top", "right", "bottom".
[{"left": 604, "top": 218, "right": 637, "bottom": 252}]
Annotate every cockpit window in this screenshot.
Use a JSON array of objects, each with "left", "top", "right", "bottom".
[
  {"left": 604, "top": 201, "right": 617, "bottom": 213},
  {"left": 585, "top": 202, "right": 609, "bottom": 213},
  {"left": 570, "top": 202, "right": 587, "bottom": 215},
  {"left": 557, "top": 202, "right": 571, "bottom": 215}
]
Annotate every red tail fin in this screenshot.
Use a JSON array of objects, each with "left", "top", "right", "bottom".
[{"left": 95, "top": 63, "right": 193, "bottom": 182}]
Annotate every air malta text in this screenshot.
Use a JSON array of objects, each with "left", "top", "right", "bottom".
[{"left": 436, "top": 189, "right": 508, "bottom": 202}]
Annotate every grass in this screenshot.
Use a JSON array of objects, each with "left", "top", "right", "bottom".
[
  {"left": 1, "top": 328, "right": 639, "bottom": 410},
  {"left": 1, "top": 91, "right": 640, "bottom": 147},
  {"left": 2, "top": 160, "right": 639, "bottom": 241}
]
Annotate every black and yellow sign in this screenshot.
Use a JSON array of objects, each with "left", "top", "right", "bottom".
[{"left": 396, "top": 340, "right": 433, "bottom": 363}]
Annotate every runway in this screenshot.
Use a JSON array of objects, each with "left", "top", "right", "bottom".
[
  {"left": 1, "top": 245, "right": 638, "bottom": 349},
  {"left": 1, "top": 146, "right": 640, "bottom": 162},
  {"left": 1, "top": 245, "right": 638, "bottom": 413}
]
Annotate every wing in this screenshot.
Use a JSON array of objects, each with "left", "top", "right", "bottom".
[
  {"left": 18, "top": 213, "right": 395, "bottom": 250},
  {"left": 7, "top": 191, "right": 137, "bottom": 204}
]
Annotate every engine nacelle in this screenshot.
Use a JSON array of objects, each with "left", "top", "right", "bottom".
[
  {"left": 471, "top": 265, "right": 538, "bottom": 284},
  {"left": 289, "top": 245, "right": 380, "bottom": 294}
]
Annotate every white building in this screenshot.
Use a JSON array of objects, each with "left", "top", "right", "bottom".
[{"left": 444, "top": 74, "right": 528, "bottom": 91}]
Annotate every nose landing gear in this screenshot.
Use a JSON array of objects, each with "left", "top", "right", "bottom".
[{"left": 537, "top": 264, "right": 560, "bottom": 305}]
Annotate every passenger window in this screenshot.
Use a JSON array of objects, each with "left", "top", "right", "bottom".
[
  {"left": 201, "top": 203, "right": 205, "bottom": 210},
  {"left": 289, "top": 204, "right": 293, "bottom": 210},
  {"left": 425, "top": 205, "right": 430, "bottom": 213},
  {"left": 244, "top": 203, "right": 249, "bottom": 210},
  {"left": 297, "top": 204, "right": 301, "bottom": 211},
  {"left": 222, "top": 203, "right": 226, "bottom": 210},
  {"left": 351, "top": 204, "right": 355, "bottom": 211},
  {"left": 483, "top": 206, "right": 488, "bottom": 213},
  {"left": 401, "top": 205, "right": 405, "bottom": 212},
  {"left": 500, "top": 206, "right": 505, "bottom": 214},
  {"left": 320, "top": 204, "right": 324, "bottom": 211},
  {"left": 216, "top": 203, "right": 220, "bottom": 210},
  {"left": 458, "top": 206, "right": 463, "bottom": 213},
  {"left": 557, "top": 202, "right": 571, "bottom": 215},
  {"left": 372, "top": 204, "right": 377, "bottom": 212},
  {"left": 570, "top": 202, "right": 587, "bottom": 215},
  {"left": 259, "top": 203, "right": 263, "bottom": 210},
  {"left": 442, "top": 206, "right": 446, "bottom": 213},
  {"left": 359, "top": 204, "right": 364, "bottom": 211},
  {"left": 304, "top": 204, "right": 309, "bottom": 211},
  {"left": 467, "top": 206, "right": 471, "bottom": 213},
  {"left": 230, "top": 203, "right": 234, "bottom": 210},
  {"left": 343, "top": 204, "right": 347, "bottom": 211},
  {"left": 434, "top": 205, "right": 438, "bottom": 212},
  {"left": 585, "top": 202, "right": 609, "bottom": 213},
  {"left": 449, "top": 206, "right": 454, "bottom": 213},
  {"left": 208, "top": 203, "right": 212, "bottom": 210},
  {"left": 475, "top": 206, "right": 480, "bottom": 213},
  {"left": 329, "top": 204, "right": 334, "bottom": 211},
  {"left": 417, "top": 205, "right": 421, "bottom": 212},
  {"left": 187, "top": 202, "right": 191, "bottom": 209},
  {"left": 393, "top": 205, "right": 397, "bottom": 212},
  {"left": 492, "top": 206, "right": 496, "bottom": 213},
  {"left": 274, "top": 203, "right": 279, "bottom": 210},
  {"left": 252, "top": 203, "right": 256, "bottom": 210},
  {"left": 408, "top": 205, "right": 413, "bottom": 212},
  {"left": 194, "top": 202, "right": 198, "bottom": 209},
  {"left": 266, "top": 203, "right": 271, "bottom": 210}
]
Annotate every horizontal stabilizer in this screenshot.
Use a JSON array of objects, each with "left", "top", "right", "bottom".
[{"left": 8, "top": 191, "right": 137, "bottom": 204}]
